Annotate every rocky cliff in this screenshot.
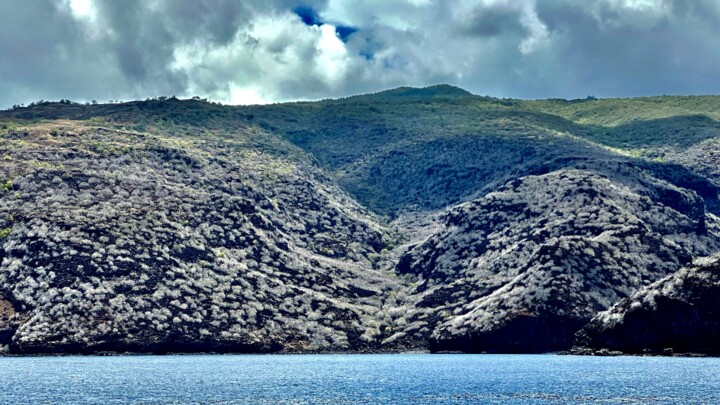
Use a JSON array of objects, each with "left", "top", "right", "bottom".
[{"left": 577, "top": 256, "right": 720, "bottom": 355}]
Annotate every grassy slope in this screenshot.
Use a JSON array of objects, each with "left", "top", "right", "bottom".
[
  {"left": 521, "top": 96, "right": 720, "bottom": 156},
  {"left": 522, "top": 95, "right": 720, "bottom": 126}
]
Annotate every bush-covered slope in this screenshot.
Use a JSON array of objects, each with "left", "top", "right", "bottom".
[
  {"left": 394, "top": 168, "right": 719, "bottom": 352},
  {"left": 2, "top": 86, "right": 720, "bottom": 355},
  {"left": 0, "top": 121, "right": 396, "bottom": 354}
]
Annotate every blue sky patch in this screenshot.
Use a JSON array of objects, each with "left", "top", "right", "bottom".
[
  {"left": 294, "top": 6, "right": 322, "bottom": 26},
  {"left": 336, "top": 26, "right": 358, "bottom": 42}
]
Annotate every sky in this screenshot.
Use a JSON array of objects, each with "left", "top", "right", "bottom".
[{"left": 1, "top": 0, "right": 719, "bottom": 107}]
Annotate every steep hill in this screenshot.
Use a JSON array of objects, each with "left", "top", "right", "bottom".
[
  {"left": 0, "top": 120, "right": 395, "bottom": 354},
  {"left": 1, "top": 86, "right": 720, "bottom": 354},
  {"left": 396, "top": 168, "right": 718, "bottom": 352}
]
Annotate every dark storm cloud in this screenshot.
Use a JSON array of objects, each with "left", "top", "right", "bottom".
[
  {"left": 529, "top": 0, "right": 720, "bottom": 98},
  {"left": 0, "top": 0, "right": 102, "bottom": 103},
  {"left": 1, "top": 0, "right": 720, "bottom": 107},
  {"left": 457, "top": 3, "right": 527, "bottom": 38}
]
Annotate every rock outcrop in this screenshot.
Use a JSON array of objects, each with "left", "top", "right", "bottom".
[{"left": 577, "top": 256, "right": 720, "bottom": 355}]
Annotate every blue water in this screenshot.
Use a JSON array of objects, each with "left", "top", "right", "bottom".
[{"left": 1, "top": 354, "right": 719, "bottom": 403}]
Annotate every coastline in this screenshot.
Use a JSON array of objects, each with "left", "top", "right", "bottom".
[{"left": 1, "top": 347, "right": 715, "bottom": 358}]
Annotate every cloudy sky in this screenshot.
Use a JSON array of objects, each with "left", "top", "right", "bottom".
[{"left": 1, "top": 0, "right": 719, "bottom": 107}]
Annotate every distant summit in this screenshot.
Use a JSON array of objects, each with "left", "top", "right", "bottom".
[{"left": 360, "top": 84, "right": 473, "bottom": 99}]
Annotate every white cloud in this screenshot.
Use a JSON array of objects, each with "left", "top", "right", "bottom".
[
  {"left": 229, "top": 84, "right": 270, "bottom": 105},
  {"left": 592, "top": 0, "right": 673, "bottom": 28},
  {"left": 518, "top": 1, "right": 549, "bottom": 54},
  {"left": 315, "top": 24, "right": 352, "bottom": 85},
  {"left": 60, "top": 0, "right": 104, "bottom": 38},
  {"left": 170, "top": 12, "right": 360, "bottom": 103},
  {"left": 606, "top": 0, "right": 667, "bottom": 12},
  {"left": 66, "top": 0, "right": 96, "bottom": 20}
]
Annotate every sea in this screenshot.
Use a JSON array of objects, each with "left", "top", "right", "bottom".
[{"left": 1, "top": 353, "right": 718, "bottom": 403}]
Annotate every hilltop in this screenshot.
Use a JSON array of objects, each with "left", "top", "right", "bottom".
[{"left": 1, "top": 86, "right": 719, "bottom": 354}]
